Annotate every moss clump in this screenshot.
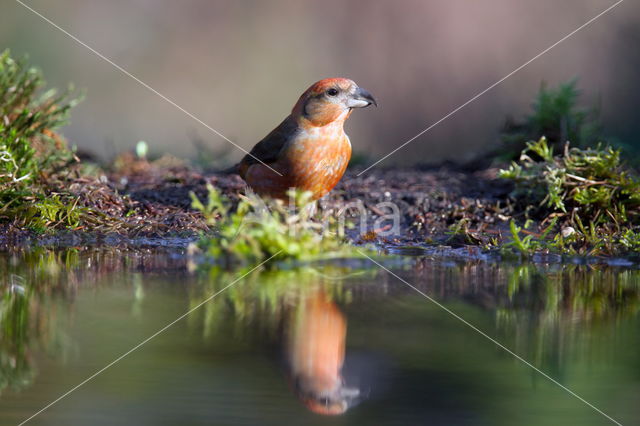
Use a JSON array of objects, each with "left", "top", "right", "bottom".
[
  {"left": 499, "top": 137, "right": 640, "bottom": 255},
  {"left": 0, "top": 49, "right": 90, "bottom": 230},
  {"left": 190, "top": 185, "right": 367, "bottom": 265},
  {"left": 0, "top": 50, "right": 78, "bottom": 196}
]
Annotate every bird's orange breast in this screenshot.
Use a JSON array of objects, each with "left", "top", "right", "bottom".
[{"left": 245, "top": 128, "right": 351, "bottom": 200}]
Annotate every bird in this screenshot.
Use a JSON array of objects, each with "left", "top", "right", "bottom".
[{"left": 229, "top": 78, "right": 376, "bottom": 200}]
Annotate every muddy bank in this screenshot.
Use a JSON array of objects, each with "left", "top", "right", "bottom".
[
  {"left": 1, "top": 152, "right": 514, "bottom": 249},
  {"left": 328, "top": 166, "right": 513, "bottom": 243}
]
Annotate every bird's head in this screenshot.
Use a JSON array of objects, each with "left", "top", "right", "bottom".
[
  {"left": 292, "top": 78, "right": 377, "bottom": 127},
  {"left": 294, "top": 374, "right": 360, "bottom": 416}
]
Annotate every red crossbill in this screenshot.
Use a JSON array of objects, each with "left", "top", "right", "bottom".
[{"left": 230, "top": 78, "right": 376, "bottom": 200}]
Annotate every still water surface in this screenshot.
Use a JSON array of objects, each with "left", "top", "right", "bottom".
[{"left": 0, "top": 248, "right": 638, "bottom": 425}]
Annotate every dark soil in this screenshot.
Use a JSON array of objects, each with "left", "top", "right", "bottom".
[{"left": 329, "top": 166, "right": 514, "bottom": 245}]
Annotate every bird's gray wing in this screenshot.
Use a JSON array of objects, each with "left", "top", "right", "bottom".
[{"left": 238, "top": 115, "right": 298, "bottom": 177}]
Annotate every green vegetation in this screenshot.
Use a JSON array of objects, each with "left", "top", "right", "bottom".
[
  {"left": 0, "top": 50, "right": 90, "bottom": 231},
  {"left": 0, "top": 51, "right": 77, "bottom": 191},
  {"left": 499, "top": 137, "right": 640, "bottom": 256},
  {"left": 191, "top": 185, "right": 368, "bottom": 265},
  {"left": 501, "top": 219, "right": 557, "bottom": 256},
  {"left": 500, "top": 80, "right": 601, "bottom": 160}
]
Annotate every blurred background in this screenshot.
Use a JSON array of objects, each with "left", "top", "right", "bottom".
[{"left": 1, "top": 0, "right": 638, "bottom": 166}]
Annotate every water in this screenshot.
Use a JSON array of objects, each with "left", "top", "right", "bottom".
[{"left": 0, "top": 248, "right": 638, "bottom": 425}]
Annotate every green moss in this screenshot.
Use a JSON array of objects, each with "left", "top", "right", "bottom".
[
  {"left": 191, "top": 185, "right": 369, "bottom": 265},
  {"left": 0, "top": 50, "right": 91, "bottom": 231},
  {"left": 0, "top": 50, "right": 79, "bottom": 195},
  {"left": 499, "top": 137, "right": 640, "bottom": 255}
]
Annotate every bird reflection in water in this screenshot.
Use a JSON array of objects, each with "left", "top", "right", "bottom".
[{"left": 286, "top": 289, "right": 360, "bottom": 415}]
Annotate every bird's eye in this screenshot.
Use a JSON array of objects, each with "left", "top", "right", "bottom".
[{"left": 326, "top": 88, "right": 339, "bottom": 97}]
